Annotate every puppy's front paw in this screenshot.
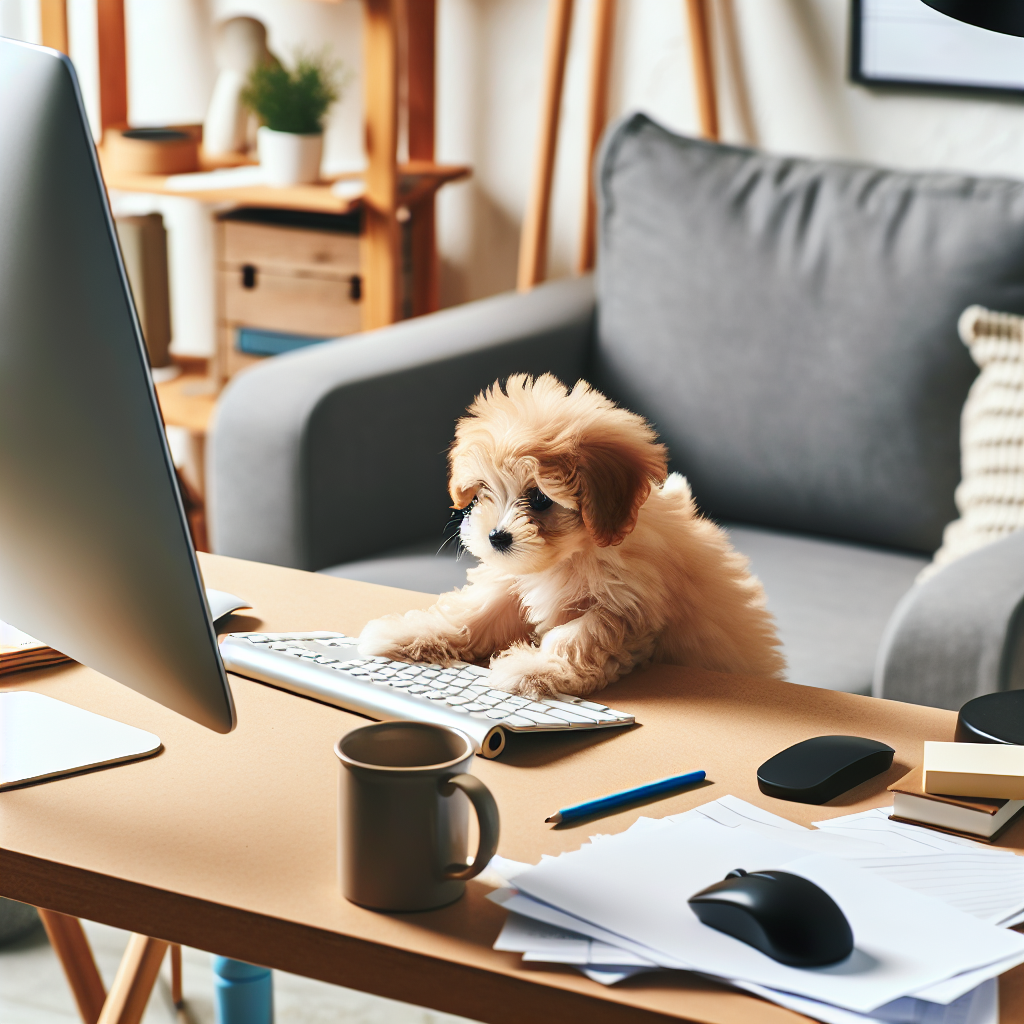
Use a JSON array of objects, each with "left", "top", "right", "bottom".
[
  {"left": 358, "top": 611, "right": 465, "bottom": 665},
  {"left": 487, "top": 647, "right": 574, "bottom": 698}
]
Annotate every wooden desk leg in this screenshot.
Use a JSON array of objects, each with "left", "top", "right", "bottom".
[
  {"left": 96, "top": 934, "right": 170, "bottom": 1024},
  {"left": 37, "top": 909, "right": 107, "bottom": 1024},
  {"left": 170, "top": 944, "right": 183, "bottom": 1007}
]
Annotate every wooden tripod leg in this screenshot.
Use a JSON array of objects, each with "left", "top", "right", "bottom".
[
  {"left": 518, "top": 0, "right": 575, "bottom": 292},
  {"left": 170, "top": 943, "right": 183, "bottom": 1007},
  {"left": 685, "top": 0, "right": 719, "bottom": 140},
  {"left": 577, "top": 0, "right": 616, "bottom": 274},
  {"left": 38, "top": 909, "right": 107, "bottom": 1024},
  {"left": 96, "top": 934, "right": 170, "bottom": 1024}
]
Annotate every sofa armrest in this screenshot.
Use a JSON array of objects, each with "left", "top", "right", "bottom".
[
  {"left": 208, "top": 275, "right": 595, "bottom": 571},
  {"left": 874, "top": 531, "right": 1024, "bottom": 709}
]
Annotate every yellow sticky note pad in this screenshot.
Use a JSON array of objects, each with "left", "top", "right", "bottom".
[{"left": 923, "top": 741, "right": 1024, "bottom": 800}]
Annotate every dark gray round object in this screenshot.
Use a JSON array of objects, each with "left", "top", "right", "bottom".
[{"left": 955, "top": 691, "right": 1024, "bottom": 745}]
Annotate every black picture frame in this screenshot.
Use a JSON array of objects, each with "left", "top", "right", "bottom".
[{"left": 850, "top": 0, "right": 1024, "bottom": 98}]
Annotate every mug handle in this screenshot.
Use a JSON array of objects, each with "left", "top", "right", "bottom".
[{"left": 439, "top": 773, "right": 501, "bottom": 881}]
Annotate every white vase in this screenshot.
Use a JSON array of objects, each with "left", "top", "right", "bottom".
[{"left": 257, "top": 127, "right": 323, "bottom": 187}]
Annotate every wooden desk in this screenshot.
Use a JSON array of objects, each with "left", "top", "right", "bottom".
[{"left": 1, "top": 553, "right": 1021, "bottom": 1024}]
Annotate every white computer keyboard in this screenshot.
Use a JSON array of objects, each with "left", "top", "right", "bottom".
[{"left": 219, "top": 631, "right": 635, "bottom": 759}]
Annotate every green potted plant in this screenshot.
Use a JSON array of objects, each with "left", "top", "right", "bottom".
[{"left": 242, "top": 51, "right": 340, "bottom": 187}]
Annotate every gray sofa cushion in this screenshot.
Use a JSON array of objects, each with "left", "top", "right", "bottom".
[
  {"left": 726, "top": 525, "right": 927, "bottom": 695},
  {"left": 594, "top": 114, "right": 1024, "bottom": 553},
  {"left": 324, "top": 524, "right": 926, "bottom": 695},
  {"left": 321, "top": 539, "right": 471, "bottom": 594}
]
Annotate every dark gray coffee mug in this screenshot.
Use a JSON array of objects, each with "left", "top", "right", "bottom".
[{"left": 335, "top": 721, "right": 500, "bottom": 911}]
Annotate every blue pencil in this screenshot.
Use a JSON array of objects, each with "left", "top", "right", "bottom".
[{"left": 545, "top": 769, "right": 707, "bottom": 824}]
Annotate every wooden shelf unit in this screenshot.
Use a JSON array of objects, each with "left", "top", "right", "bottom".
[{"left": 44, "top": 0, "right": 464, "bottom": 333}]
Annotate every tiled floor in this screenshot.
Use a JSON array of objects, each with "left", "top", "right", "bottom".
[{"left": 0, "top": 914, "right": 481, "bottom": 1024}]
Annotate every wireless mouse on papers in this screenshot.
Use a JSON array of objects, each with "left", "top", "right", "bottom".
[
  {"left": 688, "top": 869, "right": 854, "bottom": 967},
  {"left": 757, "top": 735, "right": 895, "bottom": 804}
]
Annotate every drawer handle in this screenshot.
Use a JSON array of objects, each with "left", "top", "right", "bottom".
[
  {"left": 349, "top": 275, "right": 362, "bottom": 302},
  {"left": 241, "top": 264, "right": 257, "bottom": 289}
]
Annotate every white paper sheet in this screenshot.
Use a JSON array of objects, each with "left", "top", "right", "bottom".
[
  {"left": 510, "top": 817, "right": 1024, "bottom": 1013},
  {"left": 813, "top": 808, "right": 990, "bottom": 853},
  {"left": 492, "top": 889, "right": 1006, "bottom": 1022},
  {"left": 495, "top": 911, "right": 656, "bottom": 966},
  {"left": 736, "top": 977, "right": 997, "bottom": 1024}
]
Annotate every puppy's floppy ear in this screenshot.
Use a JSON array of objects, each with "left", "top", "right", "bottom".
[
  {"left": 449, "top": 479, "right": 478, "bottom": 510},
  {"left": 448, "top": 446, "right": 480, "bottom": 508},
  {"left": 448, "top": 394, "right": 493, "bottom": 509},
  {"left": 569, "top": 412, "right": 668, "bottom": 547}
]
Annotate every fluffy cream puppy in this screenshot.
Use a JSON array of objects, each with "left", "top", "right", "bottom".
[{"left": 359, "top": 375, "right": 785, "bottom": 696}]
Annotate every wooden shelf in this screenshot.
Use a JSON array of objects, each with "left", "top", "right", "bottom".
[{"left": 100, "top": 150, "right": 469, "bottom": 216}]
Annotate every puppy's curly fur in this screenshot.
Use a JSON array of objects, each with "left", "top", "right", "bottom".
[{"left": 359, "top": 375, "right": 785, "bottom": 696}]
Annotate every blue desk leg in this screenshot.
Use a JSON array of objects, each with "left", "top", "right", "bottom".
[{"left": 212, "top": 956, "right": 273, "bottom": 1024}]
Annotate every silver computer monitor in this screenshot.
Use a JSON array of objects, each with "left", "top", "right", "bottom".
[{"left": 0, "top": 38, "right": 235, "bottom": 736}]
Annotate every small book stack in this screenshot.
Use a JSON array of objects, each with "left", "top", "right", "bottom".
[
  {"left": 889, "top": 741, "right": 1024, "bottom": 842},
  {"left": 0, "top": 619, "right": 71, "bottom": 677}
]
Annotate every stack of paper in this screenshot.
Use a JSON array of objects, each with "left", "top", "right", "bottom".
[
  {"left": 487, "top": 796, "right": 1024, "bottom": 1024},
  {"left": 0, "top": 620, "right": 71, "bottom": 677}
]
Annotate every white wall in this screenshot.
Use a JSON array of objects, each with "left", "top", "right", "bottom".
[
  {"left": 436, "top": 0, "right": 1024, "bottom": 305},
  {"left": 8, "top": 0, "right": 1024, "bottom": 348}
]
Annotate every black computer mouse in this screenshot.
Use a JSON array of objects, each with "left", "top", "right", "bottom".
[
  {"left": 757, "top": 735, "right": 895, "bottom": 804},
  {"left": 688, "top": 868, "right": 854, "bottom": 967}
]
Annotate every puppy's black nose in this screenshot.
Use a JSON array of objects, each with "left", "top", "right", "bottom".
[{"left": 489, "top": 529, "right": 513, "bottom": 552}]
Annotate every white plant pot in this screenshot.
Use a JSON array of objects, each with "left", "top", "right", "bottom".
[{"left": 257, "top": 127, "right": 323, "bottom": 187}]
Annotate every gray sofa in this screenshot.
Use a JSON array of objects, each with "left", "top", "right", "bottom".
[{"left": 209, "top": 114, "right": 1024, "bottom": 709}]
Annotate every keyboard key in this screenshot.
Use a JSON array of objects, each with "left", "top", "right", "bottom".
[
  {"left": 484, "top": 709, "right": 511, "bottom": 720},
  {"left": 505, "top": 696, "right": 530, "bottom": 707},
  {"left": 475, "top": 695, "right": 501, "bottom": 707},
  {"left": 495, "top": 701, "right": 523, "bottom": 714},
  {"left": 445, "top": 695, "right": 471, "bottom": 705},
  {"left": 268, "top": 643, "right": 290, "bottom": 651},
  {"left": 462, "top": 703, "right": 488, "bottom": 712},
  {"left": 542, "top": 703, "right": 612, "bottom": 723},
  {"left": 424, "top": 690, "right": 447, "bottom": 700},
  {"left": 406, "top": 685, "right": 429, "bottom": 694},
  {"left": 519, "top": 709, "right": 569, "bottom": 727},
  {"left": 503, "top": 715, "right": 537, "bottom": 729},
  {"left": 314, "top": 656, "right": 339, "bottom": 664},
  {"left": 574, "top": 707, "right": 626, "bottom": 722},
  {"left": 389, "top": 678, "right": 415, "bottom": 687},
  {"left": 544, "top": 707, "right": 595, "bottom": 725}
]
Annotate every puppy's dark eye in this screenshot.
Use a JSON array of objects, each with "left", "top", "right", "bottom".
[{"left": 526, "top": 488, "right": 553, "bottom": 512}]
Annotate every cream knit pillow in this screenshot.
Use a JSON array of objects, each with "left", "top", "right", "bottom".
[{"left": 923, "top": 305, "right": 1024, "bottom": 580}]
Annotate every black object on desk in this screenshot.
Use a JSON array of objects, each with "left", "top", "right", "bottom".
[
  {"left": 955, "top": 691, "right": 1024, "bottom": 745},
  {"left": 688, "top": 868, "right": 855, "bottom": 967},
  {"left": 756, "top": 735, "right": 895, "bottom": 804}
]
